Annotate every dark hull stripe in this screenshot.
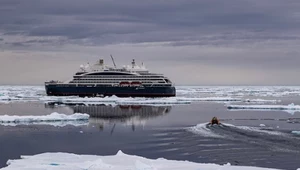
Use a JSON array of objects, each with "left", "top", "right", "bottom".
[
  {"left": 45, "top": 85, "right": 176, "bottom": 97},
  {"left": 47, "top": 92, "right": 175, "bottom": 97}
]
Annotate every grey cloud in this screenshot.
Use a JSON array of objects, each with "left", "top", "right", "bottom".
[
  {"left": 1, "top": 0, "right": 300, "bottom": 46},
  {"left": 2, "top": 0, "right": 300, "bottom": 85},
  {"left": 189, "top": 55, "right": 300, "bottom": 70},
  {"left": 5, "top": 42, "right": 28, "bottom": 47}
]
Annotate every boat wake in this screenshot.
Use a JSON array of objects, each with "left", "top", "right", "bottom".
[{"left": 189, "top": 123, "right": 300, "bottom": 153}]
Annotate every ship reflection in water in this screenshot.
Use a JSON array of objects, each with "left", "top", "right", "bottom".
[
  {"left": 81, "top": 104, "right": 171, "bottom": 131},
  {"left": 45, "top": 103, "right": 171, "bottom": 131}
]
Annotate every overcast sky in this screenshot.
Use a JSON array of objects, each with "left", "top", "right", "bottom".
[{"left": 1, "top": 0, "right": 300, "bottom": 85}]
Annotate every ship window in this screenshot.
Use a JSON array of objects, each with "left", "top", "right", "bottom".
[{"left": 86, "top": 72, "right": 134, "bottom": 76}]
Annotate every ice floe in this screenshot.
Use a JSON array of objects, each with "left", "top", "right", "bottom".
[
  {"left": 45, "top": 96, "right": 242, "bottom": 105},
  {"left": 227, "top": 103, "right": 300, "bottom": 115},
  {"left": 42, "top": 96, "right": 282, "bottom": 106},
  {"left": 43, "top": 96, "right": 282, "bottom": 106},
  {"left": 1, "top": 150, "right": 279, "bottom": 170},
  {"left": 44, "top": 96, "right": 192, "bottom": 106},
  {"left": 0, "top": 112, "right": 89, "bottom": 126},
  {"left": 176, "top": 86, "right": 300, "bottom": 97},
  {"left": 0, "top": 86, "right": 45, "bottom": 101},
  {"left": 177, "top": 97, "right": 241, "bottom": 102},
  {"left": 243, "top": 99, "right": 279, "bottom": 103},
  {"left": 291, "top": 131, "right": 300, "bottom": 135}
]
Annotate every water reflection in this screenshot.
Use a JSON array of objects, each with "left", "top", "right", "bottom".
[{"left": 45, "top": 103, "right": 172, "bottom": 131}]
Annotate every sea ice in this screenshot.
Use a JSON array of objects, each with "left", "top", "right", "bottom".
[
  {"left": 44, "top": 96, "right": 258, "bottom": 106},
  {"left": 227, "top": 103, "right": 300, "bottom": 115},
  {"left": 1, "top": 150, "right": 280, "bottom": 170},
  {"left": 0, "top": 112, "right": 89, "bottom": 126},
  {"left": 291, "top": 131, "right": 300, "bottom": 135},
  {"left": 176, "top": 97, "right": 242, "bottom": 102},
  {"left": 43, "top": 96, "right": 192, "bottom": 106},
  {"left": 243, "top": 99, "right": 279, "bottom": 103},
  {"left": 1, "top": 85, "right": 299, "bottom": 105},
  {"left": 115, "top": 98, "right": 191, "bottom": 105},
  {"left": 176, "top": 86, "right": 300, "bottom": 97},
  {"left": 40, "top": 96, "right": 282, "bottom": 106},
  {"left": 0, "top": 86, "right": 45, "bottom": 102}
]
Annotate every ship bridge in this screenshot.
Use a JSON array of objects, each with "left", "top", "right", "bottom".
[{"left": 78, "top": 59, "right": 149, "bottom": 74}]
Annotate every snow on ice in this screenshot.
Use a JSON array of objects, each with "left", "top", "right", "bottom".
[
  {"left": 0, "top": 112, "right": 89, "bottom": 126},
  {"left": 227, "top": 103, "right": 300, "bottom": 114},
  {"left": 1, "top": 150, "right": 280, "bottom": 170}
]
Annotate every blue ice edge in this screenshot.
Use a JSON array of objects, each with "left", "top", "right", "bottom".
[{"left": 291, "top": 131, "right": 300, "bottom": 135}]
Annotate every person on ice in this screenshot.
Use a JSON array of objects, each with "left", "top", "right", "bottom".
[{"left": 210, "top": 116, "right": 220, "bottom": 125}]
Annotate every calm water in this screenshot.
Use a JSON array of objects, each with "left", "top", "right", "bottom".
[{"left": 1, "top": 99, "right": 300, "bottom": 170}]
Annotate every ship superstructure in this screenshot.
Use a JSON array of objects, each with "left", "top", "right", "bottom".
[{"left": 45, "top": 58, "right": 176, "bottom": 97}]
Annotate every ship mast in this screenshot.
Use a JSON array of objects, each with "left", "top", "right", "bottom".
[{"left": 110, "top": 55, "right": 117, "bottom": 68}]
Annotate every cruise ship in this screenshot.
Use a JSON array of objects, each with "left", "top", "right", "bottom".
[{"left": 45, "top": 58, "right": 176, "bottom": 97}]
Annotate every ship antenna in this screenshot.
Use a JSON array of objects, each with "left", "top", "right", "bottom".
[{"left": 110, "top": 54, "right": 117, "bottom": 68}]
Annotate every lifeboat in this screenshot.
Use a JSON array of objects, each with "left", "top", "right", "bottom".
[
  {"left": 130, "top": 81, "right": 142, "bottom": 87},
  {"left": 119, "top": 82, "right": 130, "bottom": 86}
]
